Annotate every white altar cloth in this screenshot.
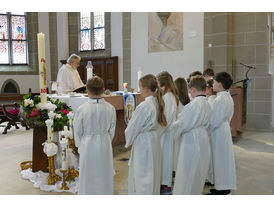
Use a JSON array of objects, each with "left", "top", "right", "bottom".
[
  {"left": 48, "top": 94, "right": 89, "bottom": 111},
  {"left": 20, "top": 168, "right": 79, "bottom": 193}
]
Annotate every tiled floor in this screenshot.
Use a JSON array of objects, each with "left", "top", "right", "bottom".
[{"left": 0, "top": 125, "right": 274, "bottom": 195}]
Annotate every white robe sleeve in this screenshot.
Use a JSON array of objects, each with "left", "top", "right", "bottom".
[
  {"left": 125, "top": 105, "right": 150, "bottom": 148},
  {"left": 172, "top": 103, "right": 201, "bottom": 140},
  {"left": 73, "top": 109, "right": 84, "bottom": 148},
  {"left": 210, "top": 98, "right": 229, "bottom": 131},
  {"left": 108, "top": 106, "right": 116, "bottom": 140}
]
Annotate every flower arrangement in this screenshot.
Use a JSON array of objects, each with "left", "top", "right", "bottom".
[{"left": 21, "top": 93, "right": 72, "bottom": 129}]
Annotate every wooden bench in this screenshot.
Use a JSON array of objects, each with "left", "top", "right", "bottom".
[{"left": 0, "top": 103, "right": 30, "bottom": 134}]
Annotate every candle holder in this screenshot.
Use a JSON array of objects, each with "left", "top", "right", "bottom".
[
  {"left": 47, "top": 155, "right": 61, "bottom": 185},
  {"left": 66, "top": 167, "right": 79, "bottom": 183},
  {"left": 60, "top": 169, "right": 69, "bottom": 190},
  {"left": 69, "top": 138, "right": 78, "bottom": 154}
]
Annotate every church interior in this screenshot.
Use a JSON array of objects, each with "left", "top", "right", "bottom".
[{"left": 1, "top": 8, "right": 274, "bottom": 198}]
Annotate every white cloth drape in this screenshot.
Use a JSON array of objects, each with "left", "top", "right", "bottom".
[
  {"left": 73, "top": 98, "right": 116, "bottom": 195},
  {"left": 172, "top": 96, "right": 211, "bottom": 195},
  {"left": 210, "top": 91, "right": 237, "bottom": 190},
  {"left": 161, "top": 92, "right": 178, "bottom": 187},
  {"left": 125, "top": 96, "right": 164, "bottom": 195},
  {"left": 56, "top": 64, "right": 84, "bottom": 94}
]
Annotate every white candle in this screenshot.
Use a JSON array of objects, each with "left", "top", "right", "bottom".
[
  {"left": 69, "top": 119, "right": 74, "bottom": 140},
  {"left": 64, "top": 126, "right": 68, "bottom": 132},
  {"left": 50, "top": 126, "right": 54, "bottom": 142},
  {"left": 137, "top": 68, "right": 143, "bottom": 92},
  {"left": 61, "top": 151, "right": 67, "bottom": 170},
  {"left": 37, "top": 32, "right": 47, "bottom": 104},
  {"left": 47, "top": 126, "right": 51, "bottom": 143}
]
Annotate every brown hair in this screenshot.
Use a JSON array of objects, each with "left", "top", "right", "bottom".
[
  {"left": 156, "top": 71, "right": 179, "bottom": 106},
  {"left": 187, "top": 70, "right": 203, "bottom": 83},
  {"left": 203, "top": 68, "right": 214, "bottom": 77},
  {"left": 188, "top": 75, "right": 206, "bottom": 92},
  {"left": 175, "top": 77, "right": 190, "bottom": 106},
  {"left": 86, "top": 76, "right": 104, "bottom": 95},
  {"left": 139, "top": 74, "right": 167, "bottom": 127}
]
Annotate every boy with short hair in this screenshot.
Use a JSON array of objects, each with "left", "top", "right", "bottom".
[
  {"left": 74, "top": 76, "right": 116, "bottom": 195},
  {"left": 203, "top": 68, "right": 214, "bottom": 81},
  {"left": 172, "top": 76, "right": 211, "bottom": 195},
  {"left": 208, "top": 72, "right": 236, "bottom": 195}
]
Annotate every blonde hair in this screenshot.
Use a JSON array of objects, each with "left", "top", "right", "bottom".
[
  {"left": 139, "top": 74, "right": 167, "bottom": 127},
  {"left": 156, "top": 71, "right": 179, "bottom": 106}
]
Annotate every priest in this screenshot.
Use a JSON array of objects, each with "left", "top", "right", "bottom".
[{"left": 56, "top": 54, "right": 84, "bottom": 94}]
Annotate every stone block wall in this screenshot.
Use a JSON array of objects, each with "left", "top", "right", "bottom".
[{"left": 204, "top": 12, "right": 273, "bottom": 131}]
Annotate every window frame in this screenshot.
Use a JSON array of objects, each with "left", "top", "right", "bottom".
[
  {"left": 0, "top": 12, "right": 28, "bottom": 65},
  {"left": 79, "top": 12, "right": 105, "bottom": 52}
]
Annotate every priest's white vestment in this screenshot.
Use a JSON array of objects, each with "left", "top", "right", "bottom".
[
  {"left": 161, "top": 92, "right": 178, "bottom": 187},
  {"left": 172, "top": 95, "right": 211, "bottom": 195},
  {"left": 210, "top": 91, "right": 236, "bottom": 190},
  {"left": 74, "top": 98, "right": 116, "bottom": 195},
  {"left": 125, "top": 96, "right": 163, "bottom": 195},
  {"left": 56, "top": 64, "right": 84, "bottom": 94}
]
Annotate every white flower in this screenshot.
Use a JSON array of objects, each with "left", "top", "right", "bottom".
[
  {"left": 60, "top": 137, "right": 69, "bottom": 148},
  {"left": 36, "top": 102, "right": 57, "bottom": 111},
  {"left": 55, "top": 114, "right": 62, "bottom": 119},
  {"left": 50, "top": 98, "right": 57, "bottom": 103},
  {"left": 48, "top": 111, "right": 56, "bottom": 119},
  {"left": 24, "top": 99, "right": 34, "bottom": 107},
  {"left": 67, "top": 112, "right": 74, "bottom": 119},
  {"left": 45, "top": 119, "right": 53, "bottom": 127},
  {"left": 43, "top": 142, "right": 58, "bottom": 157}
]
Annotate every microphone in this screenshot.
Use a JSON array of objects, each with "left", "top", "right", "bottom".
[{"left": 240, "top": 62, "right": 256, "bottom": 69}]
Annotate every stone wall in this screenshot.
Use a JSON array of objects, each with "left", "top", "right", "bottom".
[{"left": 204, "top": 12, "right": 272, "bottom": 131}]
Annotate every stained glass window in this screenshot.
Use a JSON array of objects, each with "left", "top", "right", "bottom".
[
  {"left": 93, "top": 12, "right": 105, "bottom": 50},
  {"left": 80, "top": 13, "right": 91, "bottom": 51},
  {"left": 79, "top": 12, "right": 105, "bottom": 51},
  {"left": 0, "top": 12, "right": 28, "bottom": 64}
]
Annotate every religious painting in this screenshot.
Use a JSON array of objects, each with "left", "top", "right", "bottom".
[{"left": 148, "top": 12, "right": 184, "bottom": 53}]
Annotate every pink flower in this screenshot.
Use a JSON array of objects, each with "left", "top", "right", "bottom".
[
  {"left": 61, "top": 109, "right": 69, "bottom": 115},
  {"left": 29, "top": 109, "right": 40, "bottom": 118}
]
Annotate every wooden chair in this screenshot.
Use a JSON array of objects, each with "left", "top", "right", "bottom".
[{"left": 0, "top": 103, "right": 30, "bottom": 134}]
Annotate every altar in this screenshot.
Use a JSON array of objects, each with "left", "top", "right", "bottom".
[{"left": 48, "top": 93, "right": 144, "bottom": 146}]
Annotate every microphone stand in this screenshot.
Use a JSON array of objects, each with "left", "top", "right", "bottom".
[{"left": 232, "top": 63, "right": 255, "bottom": 124}]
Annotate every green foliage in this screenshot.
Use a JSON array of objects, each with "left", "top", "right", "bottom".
[{"left": 21, "top": 94, "right": 72, "bottom": 128}]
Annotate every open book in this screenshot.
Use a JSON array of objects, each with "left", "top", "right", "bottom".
[{"left": 73, "top": 85, "right": 86, "bottom": 93}]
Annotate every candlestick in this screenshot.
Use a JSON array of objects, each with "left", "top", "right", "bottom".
[
  {"left": 37, "top": 32, "right": 47, "bottom": 104},
  {"left": 60, "top": 169, "right": 69, "bottom": 190}
]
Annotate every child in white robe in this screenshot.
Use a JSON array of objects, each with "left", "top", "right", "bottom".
[
  {"left": 207, "top": 72, "right": 236, "bottom": 195},
  {"left": 125, "top": 74, "right": 167, "bottom": 195},
  {"left": 173, "top": 77, "right": 190, "bottom": 175},
  {"left": 157, "top": 71, "right": 179, "bottom": 194},
  {"left": 205, "top": 79, "right": 217, "bottom": 186},
  {"left": 73, "top": 76, "right": 116, "bottom": 195},
  {"left": 172, "top": 76, "right": 211, "bottom": 195}
]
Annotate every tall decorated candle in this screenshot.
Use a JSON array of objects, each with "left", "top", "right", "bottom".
[{"left": 37, "top": 32, "right": 47, "bottom": 104}]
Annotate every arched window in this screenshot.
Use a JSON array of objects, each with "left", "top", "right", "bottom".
[
  {"left": 0, "top": 12, "right": 28, "bottom": 64},
  {"left": 79, "top": 12, "right": 105, "bottom": 52}
]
